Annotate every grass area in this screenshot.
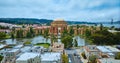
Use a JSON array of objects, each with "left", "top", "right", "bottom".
[
  {"left": 5, "top": 35, "right": 11, "bottom": 39},
  {"left": 24, "top": 41, "right": 31, "bottom": 45},
  {"left": 35, "top": 43, "right": 50, "bottom": 48}
]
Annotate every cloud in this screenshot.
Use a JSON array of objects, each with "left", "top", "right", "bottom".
[{"left": 0, "top": 0, "right": 120, "bottom": 22}]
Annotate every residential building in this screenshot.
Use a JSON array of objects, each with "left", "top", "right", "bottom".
[
  {"left": 84, "top": 45, "right": 100, "bottom": 59},
  {"left": 41, "top": 52, "right": 62, "bottom": 63},
  {"left": 31, "top": 46, "right": 44, "bottom": 53},
  {"left": 16, "top": 52, "right": 41, "bottom": 63}
]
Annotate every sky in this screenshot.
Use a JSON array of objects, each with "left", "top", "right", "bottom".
[{"left": 0, "top": 0, "right": 120, "bottom": 22}]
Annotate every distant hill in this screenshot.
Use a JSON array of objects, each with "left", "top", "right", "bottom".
[
  {"left": 114, "top": 21, "right": 120, "bottom": 24},
  {"left": 0, "top": 18, "right": 52, "bottom": 25},
  {"left": 0, "top": 18, "right": 119, "bottom": 25},
  {"left": 0, "top": 18, "right": 96, "bottom": 25}
]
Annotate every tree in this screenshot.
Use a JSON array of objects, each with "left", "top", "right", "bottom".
[
  {"left": 50, "top": 34, "right": 56, "bottom": 44},
  {"left": 16, "top": 29, "right": 24, "bottom": 38},
  {"left": 85, "top": 29, "right": 91, "bottom": 38},
  {"left": 69, "top": 26, "right": 74, "bottom": 36},
  {"left": 29, "top": 27, "right": 35, "bottom": 37},
  {"left": 90, "top": 30, "right": 120, "bottom": 45},
  {"left": 74, "top": 39, "right": 78, "bottom": 47},
  {"left": 26, "top": 27, "right": 35, "bottom": 38},
  {"left": 61, "top": 35, "right": 73, "bottom": 48},
  {"left": 62, "top": 29, "right": 68, "bottom": 37},
  {"left": 62, "top": 54, "right": 69, "bottom": 63},
  {"left": 11, "top": 32, "right": 14, "bottom": 39},
  {"left": 26, "top": 31, "right": 32, "bottom": 38},
  {"left": 115, "top": 52, "right": 120, "bottom": 59},
  {"left": 81, "top": 52, "right": 87, "bottom": 59},
  {"left": 100, "top": 23, "right": 103, "bottom": 30},
  {"left": 0, "top": 55, "right": 3, "bottom": 62},
  {"left": 0, "top": 32, "right": 6, "bottom": 39},
  {"left": 89, "top": 55, "right": 97, "bottom": 63},
  {"left": 44, "top": 28, "right": 49, "bottom": 43}
]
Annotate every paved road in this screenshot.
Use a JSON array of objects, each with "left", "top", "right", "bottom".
[
  {"left": 66, "top": 49, "right": 83, "bottom": 63},
  {"left": 68, "top": 54, "right": 83, "bottom": 63}
]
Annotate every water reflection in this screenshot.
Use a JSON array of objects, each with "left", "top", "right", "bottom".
[
  {"left": 74, "top": 36, "right": 85, "bottom": 46},
  {"left": 1, "top": 36, "right": 85, "bottom": 46},
  {"left": 2, "top": 36, "right": 51, "bottom": 45}
]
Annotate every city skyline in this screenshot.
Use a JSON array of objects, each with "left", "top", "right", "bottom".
[{"left": 0, "top": 0, "right": 120, "bottom": 22}]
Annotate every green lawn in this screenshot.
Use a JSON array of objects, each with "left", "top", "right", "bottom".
[
  {"left": 35, "top": 43, "right": 50, "bottom": 48},
  {"left": 5, "top": 35, "right": 11, "bottom": 39},
  {"left": 24, "top": 41, "right": 31, "bottom": 45}
]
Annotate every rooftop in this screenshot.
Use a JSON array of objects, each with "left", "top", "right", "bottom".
[
  {"left": 98, "top": 58, "right": 120, "bottom": 63},
  {"left": 41, "top": 52, "right": 61, "bottom": 61},
  {"left": 16, "top": 52, "right": 40, "bottom": 61},
  {"left": 51, "top": 19, "right": 67, "bottom": 25},
  {"left": 97, "top": 46, "right": 120, "bottom": 53},
  {"left": 8, "top": 49, "right": 19, "bottom": 52},
  {"left": 97, "top": 46, "right": 111, "bottom": 53},
  {"left": 31, "top": 46, "right": 44, "bottom": 49},
  {"left": 105, "top": 46, "right": 120, "bottom": 52},
  {"left": 20, "top": 46, "right": 31, "bottom": 52},
  {"left": 0, "top": 44, "right": 6, "bottom": 49},
  {"left": 14, "top": 45, "right": 23, "bottom": 49}
]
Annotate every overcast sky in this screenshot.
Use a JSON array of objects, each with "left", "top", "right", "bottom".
[{"left": 0, "top": 0, "right": 120, "bottom": 22}]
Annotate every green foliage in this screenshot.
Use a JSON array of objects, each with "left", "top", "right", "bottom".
[
  {"left": 115, "top": 52, "right": 120, "bottom": 59},
  {"left": 85, "top": 29, "right": 91, "bottom": 38},
  {"left": 69, "top": 26, "right": 74, "bottom": 36},
  {"left": 35, "top": 43, "right": 50, "bottom": 48},
  {"left": 26, "top": 27, "right": 35, "bottom": 38},
  {"left": 74, "top": 39, "right": 78, "bottom": 47},
  {"left": 24, "top": 41, "right": 31, "bottom": 45},
  {"left": 0, "top": 32, "right": 6, "bottom": 39},
  {"left": 62, "top": 29, "right": 68, "bottom": 37},
  {"left": 43, "top": 28, "right": 49, "bottom": 42},
  {"left": 0, "top": 55, "right": 3, "bottom": 62},
  {"left": 61, "top": 35, "right": 73, "bottom": 48},
  {"left": 81, "top": 52, "right": 87, "bottom": 59},
  {"left": 26, "top": 31, "right": 32, "bottom": 38},
  {"left": 90, "top": 30, "right": 120, "bottom": 45},
  {"left": 89, "top": 55, "right": 97, "bottom": 63},
  {"left": 77, "top": 25, "right": 79, "bottom": 29},
  {"left": 0, "top": 25, "right": 9, "bottom": 29},
  {"left": 50, "top": 34, "right": 57, "bottom": 44},
  {"left": 100, "top": 23, "right": 103, "bottom": 30},
  {"left": 11, "top": 32, "right": 14, "bottom": 39},
  {"left": 16, "top": 29, "right": 24, "bottom": 38},
  {"left": 62, "top": 54, "right": 69, "bottom": 63}
]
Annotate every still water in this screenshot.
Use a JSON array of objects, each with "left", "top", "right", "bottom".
[{"left": 1, "top": 36, "right": 85, "bottom": 46}]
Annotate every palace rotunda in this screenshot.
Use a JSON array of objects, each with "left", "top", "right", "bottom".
[{"left": 50, "top": 19, "right": 67, "bottom": 35}]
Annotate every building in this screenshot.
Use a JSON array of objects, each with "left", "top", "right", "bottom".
[
  {"left": 16, "top": 52, "right": 41, "bottom": 63},
  {"left": 41, "top": 52, "right": 62, "bottom": 63},
  {"left": 97, "top": 58, "right": 120, "bottom": 63},
  {"left": 20, "top": 46, "right": 31, "bottom": 52},
  {"left": 1, "top": 49, "right": 20, "bottom": 63},
  {"left": 0, "top": 44, "right": 7, "bottom": 49},
  {"left": 52, "top": 42, "right": 64, "bottom": 53},
  {"left": 31, "top": 46, "right": 44, "bottom": 53},
  {"left": 50, "top": 19, "right": 67, "bottom": 35},
  {"left": 14, "top": 45, "right": 23, "bottom": 49},
  {"left": 84, "top": 45, "right": 120, "bottom": 63},
  {"left": 84, "top": 45, "right": 100, "bottom": 60},
  {"left": 97, "top": 46, "right": 120, "bottom": 58}
]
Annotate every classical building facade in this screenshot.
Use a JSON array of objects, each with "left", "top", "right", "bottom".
[{"left": 50, "top": 19, "right": 67, "bottom": 35}]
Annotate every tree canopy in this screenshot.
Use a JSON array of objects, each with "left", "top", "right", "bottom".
[
  {"left": 90, "top": 30, "right": 120, "bottom": 45},
  {"left": 61, "top": 35, "right": 73, "bottom": 48},
  {"left": 62, "top": 54, "right": 69, "bottom": 63}
]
